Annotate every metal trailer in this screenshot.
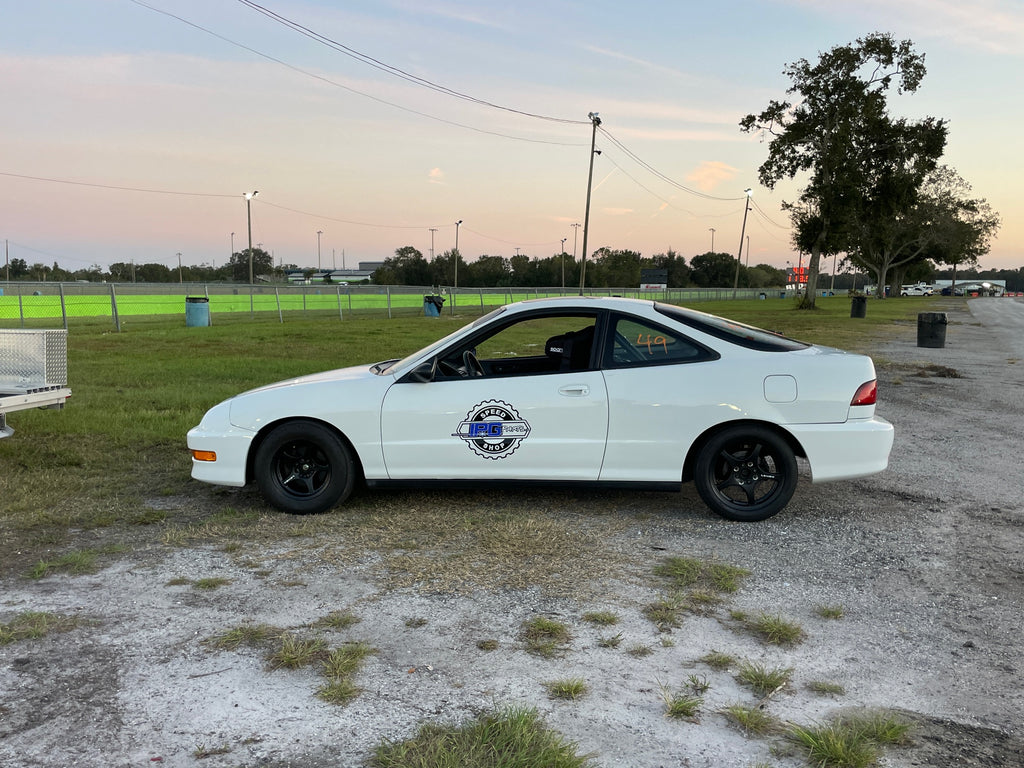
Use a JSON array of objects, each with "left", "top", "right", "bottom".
[{"left": 0, "top": 329, "right": 72, "bottom": 439}]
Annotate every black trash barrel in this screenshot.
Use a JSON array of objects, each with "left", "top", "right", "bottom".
[
  {"left": 917, "top": 312, "right": 947, "bottom": 348},
  {"left": 850, "top": 296, "right": 867, "bottom": 318}
]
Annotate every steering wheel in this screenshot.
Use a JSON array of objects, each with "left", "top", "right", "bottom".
[{"left": 463, "top": 350, "right": 484, "bottom": 377}]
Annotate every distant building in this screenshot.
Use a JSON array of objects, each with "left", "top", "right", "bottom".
[{"left": 284, "top": 266, "right": 377, "bottom": 284}]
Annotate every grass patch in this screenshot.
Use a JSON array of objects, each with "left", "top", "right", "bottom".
[
  {"left": 521, "top": 616, "right": 572, "bottom": 658},
  {"left": 193, "top": 577, "right": 232, "bottom": 590},
  {"left": 193, "top": 744, "right": 231, "bottom": 759},
  {"left": 788, "top": 722, "right": 881, "bottom": 767},
  {"left": 206, "top": 623, "right": 279, "bottom": 651},
  {"left": 722, "top": 704, "right": 777, "bottom": 736},
  {"left": 627, "top": 644, "right": 653, "bottom": 658},
  {"left": 642, "top": 596, "right": 684, "bottom": 631},
  {"left": 699, "top": 650, "right": 736, "bottom": 670},
  {"left": 543, "top": 677, "right": 589, "bottom": 701},
  {"left": 476, "top": 639, "right": 499, "bottom": 651},
  {"left": 582, "top": 610, "right": 619, "bottom": 626},
  {"left": 0, "top": 611, "right": 82, "bottom": 645},
  {"left": 266, "top": 632, "right": 329, "bottom": 670},
  {"left": 312, "top": 609, "right": 361, "bottom": 630},
  {"left": 317, "top": 677, "right": 362, "bottom": 706},
  {"left": 27, "top": 549, "right": 101, "bottom": 579},
  {"left": 745, "top": 612, "right": 806, "bottom": 646},
  {"left": 371, "top": 705, "right": 594, "bottom": 767},
  {"left": 322, "top": 641, "right": 375, "bottom": 679},
  {"left": 816, "top": 604, "right": 846, "bottom": 620},
  {"left": 659, "top": 682, "right": 703, "bottom": 721},
  {"left": 735, "top": 660, "right": 793, "bottom": 698},
  {"left": 646, "top": 556, "right": 750, "bottom": 630},
  {"left": 597, "top": 632, "right": 623, "bottom": 649}
]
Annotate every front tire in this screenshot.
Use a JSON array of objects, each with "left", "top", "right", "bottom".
[
  {"left": 254, "top": 421, "right": 355, "bottom": 514},
  {"left": 694, "top": 425, "right": 797, "bottom": 522}
]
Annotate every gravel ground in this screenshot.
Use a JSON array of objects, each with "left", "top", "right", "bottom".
[{"left": 1, "top": 297, "right": 1022, "bottom": 768}]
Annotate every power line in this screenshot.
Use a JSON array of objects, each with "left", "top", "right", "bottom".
[
  {"left": 0, "top": 171, "right": 236, "bottom": 198},
  {"left": 128, "top": 0, "right": 584, "bottom": 147},
  {"left": 237, "top": 0, "right": 587, "bottom": 126},
  {"left": 597, "top": 126, "right": 746, "bottom": 203}
]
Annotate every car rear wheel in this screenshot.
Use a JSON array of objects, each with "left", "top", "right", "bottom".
[
  {"left": 694, "top": 425, "right": 797, "bottom": 522},
  {"left": 254, "top": 420, "right": 355, "bottom": 514}
]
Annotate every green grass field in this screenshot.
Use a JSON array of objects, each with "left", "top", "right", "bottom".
[{"left": 0, "top": 295, "right": 942, "bottom": 575}]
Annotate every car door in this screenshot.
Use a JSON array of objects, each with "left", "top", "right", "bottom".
[
  {"left": 597, "top": 311, "right": 723, "bottom": 482},
  {"left": 380, "top": 312, "right": 608, "bottom": 481}
]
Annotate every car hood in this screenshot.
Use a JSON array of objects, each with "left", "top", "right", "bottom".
[{"left": 238, "top": 364, "right": 383, "bottom": 396}]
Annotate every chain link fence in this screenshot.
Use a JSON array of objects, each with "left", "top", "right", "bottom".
[{"left": 0, "top": 281, "right": 782, "bottom": 330}]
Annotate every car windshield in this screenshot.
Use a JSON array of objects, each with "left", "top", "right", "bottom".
[
  {"left": 379, "top": 306, "right": 507, "bottom": 375},
  {"left": 654, "top": 303, "right": 808, "bottom": 352}
]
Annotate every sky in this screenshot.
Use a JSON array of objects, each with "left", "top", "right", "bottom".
[{"left": 1, "top": 0, "right": 1021, "bottom": 276}]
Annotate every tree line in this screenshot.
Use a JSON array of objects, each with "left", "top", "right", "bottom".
[{"left": 6, "top": 245, "right": 1023, "bottom": 292}]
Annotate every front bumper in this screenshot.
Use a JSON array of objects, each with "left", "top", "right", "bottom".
[{"left": 186, "top": 402, "right": 255, "bottom": 487}]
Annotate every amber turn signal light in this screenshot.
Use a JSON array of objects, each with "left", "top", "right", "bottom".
[{"left": 191, "top": 450, "right": 217, "bottom": 462}]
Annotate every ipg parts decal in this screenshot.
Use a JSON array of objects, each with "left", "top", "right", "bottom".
[{"left": 454, "top": 400, "right": 531, "bottom": 460}]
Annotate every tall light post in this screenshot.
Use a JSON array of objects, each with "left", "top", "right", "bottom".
[
  {"left": 709, "top": 228, "right": 716, "bottom": 253},
  {"left": 579, "top": 112, "right": 601, "bottom": 295},
  {"left": 745, "top": 235, "right": 750, "bottom": 267},
  {"left": 244, "top": 191, "right": 258, "bottom": 284},
  {"left": 429, "top": 228, "right": 438, "bottom": 261},
  {"left": 230, "top": 232, "right": 235, "bottom": 259},
  {"left": 571, "top": 222, "right": 580, "bottom": 261},
  {"left": 731, "top": 189, "right": 752, "bottom": 299},
  {"left": 177, "top": 252, "right": 182, "bottom": 283},
  {"left": 317, "top": 230, "right": 323, "bottom": 272},
  {"left": 454, "top": 220, "right": 462, "bottom": 289},
  {"left": 560, "top": 237, "right": 567, "bottom": 292}
]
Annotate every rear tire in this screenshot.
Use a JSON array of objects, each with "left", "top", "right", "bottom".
[
  {"left": 254, "top": 421, "right": 355, "bottom": 514},
  {"left": 694, "top": 425, "right": 797, "bottom": 522}
]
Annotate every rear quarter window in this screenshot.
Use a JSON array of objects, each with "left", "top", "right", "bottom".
[{"left": 654, "top": 303, "right": 808, "bottom": 352}]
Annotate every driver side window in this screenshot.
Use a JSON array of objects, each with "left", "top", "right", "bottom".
[{"left": 437, "top": 313, "right": 598, "bottom": 378}]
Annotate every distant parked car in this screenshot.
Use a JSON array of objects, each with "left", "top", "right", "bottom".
[
  {"left": 188, "top": 297, "right": 894, "bottom": 522},
  {"left": 901, "top": 284, "right": 934, "bottom": 296}
]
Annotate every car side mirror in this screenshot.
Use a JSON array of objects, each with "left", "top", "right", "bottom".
[{"left": 408, "top": 359, "right": 437, "bottom": 383}]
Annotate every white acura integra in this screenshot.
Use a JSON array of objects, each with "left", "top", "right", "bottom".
[{"left": 188, "top": 297, "right": 893, "bottom": 522}]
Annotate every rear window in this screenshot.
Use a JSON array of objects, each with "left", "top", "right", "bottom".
[{"left": 654, "top": 303, "right": 808, "bottom": 352}]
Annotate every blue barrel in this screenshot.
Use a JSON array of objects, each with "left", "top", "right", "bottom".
[{"left": 185, "top": 296, "right": 211, "bottom": 327}]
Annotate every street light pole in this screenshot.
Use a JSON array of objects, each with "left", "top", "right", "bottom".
[
  {"left": 560, "top": 238, "right": 567, "bottom": 293},
  {"left": 731, "top": 189, "right": 752, "bottom": 299},
  {"left": 454, "top": 220, "right": 462, "bottom": 289},
  {"left": 429, "top": 228, "right": 437, "bottom": 261},
  {"left": 709, "top": 228, "right": 716, "bottom": 253},
  {"left": 317, "top": 230, "right": 323, "bottom": 272},
  {"left": 244, "top": 191, "right": 258, "bottom": 284},
  {"left": 177, "top": 252, "right": 182, "bottom": 284}
]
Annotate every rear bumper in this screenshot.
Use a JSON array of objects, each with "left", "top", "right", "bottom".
[{"left": 788, "top": 416, "right": 894, "bottom": 482}]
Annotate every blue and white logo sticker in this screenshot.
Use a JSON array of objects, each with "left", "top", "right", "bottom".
[{"left": 454, "top": 400, "right": 531, "bottom": 460}]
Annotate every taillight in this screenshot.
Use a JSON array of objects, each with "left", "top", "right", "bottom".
[{"left": 850, "top": 380, "right": 877, "bottom": 406}]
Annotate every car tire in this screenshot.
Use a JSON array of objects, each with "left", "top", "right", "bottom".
[
  {"left": 694, "top": 425, "right": 797, "bottom": 522},
  {"left": 254, "top": 420, "right": 355, "bottom": 515}
]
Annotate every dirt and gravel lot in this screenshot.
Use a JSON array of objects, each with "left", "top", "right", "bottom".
[{"left": 1, "top": 298, "right": 1022, "bottom": 768}]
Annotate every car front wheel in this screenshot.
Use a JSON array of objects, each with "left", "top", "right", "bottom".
[
  {"left": 694, "top": 425, "right": 797, "bottom": 522},
  {"left": 254, "top": 420, "right": 355, "bottom": 514}
]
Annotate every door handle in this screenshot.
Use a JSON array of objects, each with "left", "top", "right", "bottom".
[{"left": 558, "top": 384, "right": 590, "bottom": 396}]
